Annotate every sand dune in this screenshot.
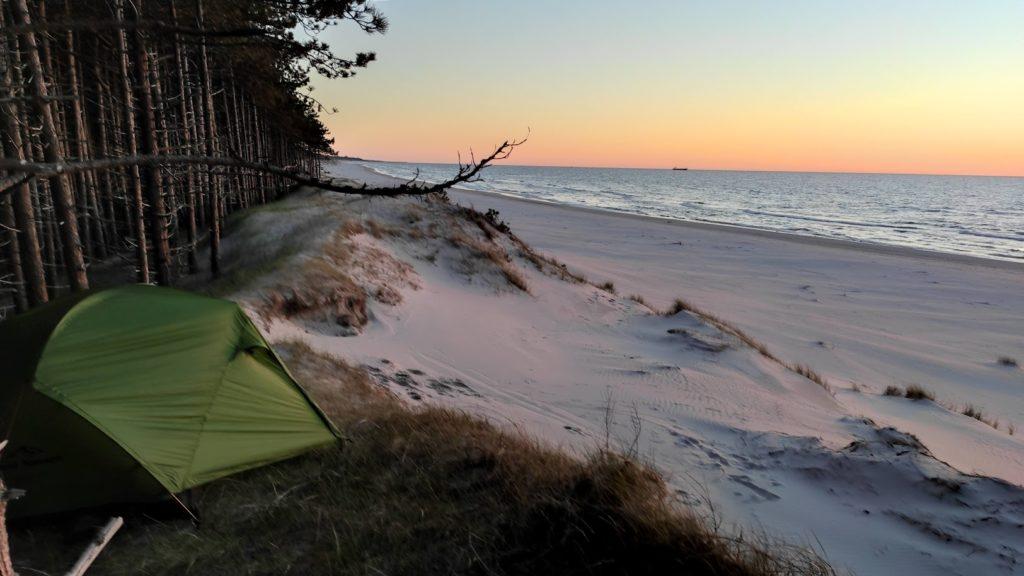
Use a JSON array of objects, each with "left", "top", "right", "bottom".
[{"left": 239, "top": 160, "right": 1024, "bottom": 575}]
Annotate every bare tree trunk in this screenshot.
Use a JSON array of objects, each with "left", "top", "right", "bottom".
[
  {"left": 225, "top": 75, "right": 246, "bottom": 209},
  {"left": 196, "top": 0, "right": 221, "bottom": 277},
  {"left": 190, "top": 85, "right": 207, "bottom": 231},
  {"left": 12, "top": 0, "right": 89, "bottom": 292},
  {"left": 61, "top": 0, "right": 94, "bottom": 263},
  {"left": 0, "top": 16, "right": 48, "bottom": 307},
  {"left": 1, "top": 190, "right": 27, "bottom": 313},
  {"left": 91, "top": 42, "right": 120, "bottom": 246},
  {"left": 114, "top": 0, "right": 150, "bottom": 284},
  {"left": 127, "top": 0, "right": 172, "bottom": 286},
  {"left": 37, "top": 177, "right": 59, "bottom": 298},
  {"left": 148, "top": 48, "right": 180, "bottom": 276},
  {"left": 170, "top": 0, "right": 199, "bottom": 273}
]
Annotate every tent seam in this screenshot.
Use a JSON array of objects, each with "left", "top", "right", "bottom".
[{"left": 178, "top": 316, "right": 244, "bottom": 487}]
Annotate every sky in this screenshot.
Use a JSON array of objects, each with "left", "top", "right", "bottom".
[{"left": 310, "top": 0, "right": 1024, "bottom": 176}]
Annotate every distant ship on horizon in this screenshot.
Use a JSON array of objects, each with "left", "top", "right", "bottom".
[{"left": 672, "top": 167, "right": 688, "bottom": 171}]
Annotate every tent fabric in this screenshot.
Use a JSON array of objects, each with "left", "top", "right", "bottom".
[{"left": 0, "top": 285, "right": 338, "bottom": 516}]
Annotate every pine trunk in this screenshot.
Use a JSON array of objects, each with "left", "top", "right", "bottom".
[
  {"left": 12, "top": 0, "right": 89, "bottom": 292},
  {"left": 0, "top": 17, "right": 48, "bottom": 307},
  {"left": 171, "top": 0, "right": 199, "bottom": 273},
  {"left": 196, "top": 0, "right": 221, "bottom": 277},
  {"left": 114, "top": 0, "right": 150, "bottom": 284}
]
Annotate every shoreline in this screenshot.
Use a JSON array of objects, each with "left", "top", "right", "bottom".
[
  {"left": 354, "top": 161, "right": 1024, "bottom": 272},
  {"left": 312, "top": 160, "right": 1024, "bottom": 573},
  {"left": 454, "top": 186, "right": 1024, "bottom": 272},
  {"left": 333, "top": 157, "right": 1024, "bottom": 484}
]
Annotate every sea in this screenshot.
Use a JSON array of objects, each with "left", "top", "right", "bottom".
[{"left": 363, "top": 162, "right": 1024, "bottom": 263}]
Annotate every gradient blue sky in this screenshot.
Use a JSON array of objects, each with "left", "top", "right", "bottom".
[{"left": 311, "top": 0, "right": 1024, "bottom": 175}]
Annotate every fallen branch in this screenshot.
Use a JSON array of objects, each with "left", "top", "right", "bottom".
[
  {"left": 65, "top": 517, "right": 124, "bottom": 576},
  {"left": 0, "top": 136, "right": 526, "bottom": 199}
]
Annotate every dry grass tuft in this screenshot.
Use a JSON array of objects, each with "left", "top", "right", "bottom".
[
  {"left": 342, "top": 218, "right": 400, "bottom": 241},
  {"left": 501, "top": 265, "right": 530, "bottom": 293},
  {"left": 904, "top": 385, "right": 935, "bottom": 402},
  {"left": 663, "top": 298, "right": 777, "bottom": 361},
  {"left": 662, "top": 298, "right": 840, "bottom": 399},
  {"left": 460, "top": 206, "right": 589, "bottom": 287},
  {"left": 447, "top": 229, "right": 530, "bottom": 293},
  {"left": 264, "top": 282, "right": 368, "bottom": 330},
  {"left": 598, "top": 281, "right": 616, "bottom": 294},
  {"left": 363, "top": 218, "right": 396, "bottom": 239},
  {"left": 256, "top": 228, "right": 370, "bottom": 331},
  {"left": 962, "top": 404, "right": 1001, "bottom": 430},
  {"left": 883, "top": 385, "right": 903, "bottom": 397},
  {"left": 998, "top": 356, "right": 1019, "bottom": 368},
  {"left": 256, "top": 222, "right": 418, "bottom": 330},
  {"left": 14, "top": 342, "right": 836, "bottom": 576},
  {"left": 515, "top": 244, "right": 587, "bottom": 284},
  {"left": 340, "top": 219, "right": 365, "bottom": 237},
  {"left": 664, "top": 298, "right": 695, "bottom": 316},
  {"left": 457, "top": 205, "right": 509, "bottom": 241},
  {"left": 962, "top": 404, "right": 984, "bottom": 420},
  {"left": 457, "top": 205, "right": 587, "bottom": 286},
  {"left": 628, "top": 294, "right": 649, "bottom": 307},
  {"left": 791, "top": 364, "right": 831, "bottom": 393},
  {"left": 404, "top": 207, "right": 423, "bottom": 224}
]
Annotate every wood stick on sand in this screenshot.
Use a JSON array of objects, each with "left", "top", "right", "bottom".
[{"left": 65, "top": 517, "right": 124, "bottom": 576}]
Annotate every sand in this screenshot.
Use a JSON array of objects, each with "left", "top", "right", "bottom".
[{"left": 248, "top": 160, "right": 1024, "bottom": 575}]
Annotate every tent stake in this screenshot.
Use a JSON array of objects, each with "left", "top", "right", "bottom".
[{"left": 65, "top": 516, "right": 123, "bottom": 576}]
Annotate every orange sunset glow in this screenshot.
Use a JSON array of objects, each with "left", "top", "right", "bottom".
[{"left": 313, "top": 1, "right": 1024, "bottom": 176}]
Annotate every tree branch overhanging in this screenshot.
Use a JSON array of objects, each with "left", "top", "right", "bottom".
[{"left": 0, "top": 136, "right": 527, "bottom": 199}]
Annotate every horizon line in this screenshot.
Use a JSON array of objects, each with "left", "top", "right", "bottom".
[{"left": 335, "top": 155, "right": 1024, "bottom": 179}]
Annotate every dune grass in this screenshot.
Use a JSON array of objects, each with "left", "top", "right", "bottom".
[
  {"left": 628, "top": 294, "right": 649, "bottom": 307},
  {"left": 447, "top": 228, "right": 531, "bottom": 293},
  {"left": 663, "top": 298, "right": 778, "bottom": 362},
  {"left": 792, "top": 364, "right": 832, "bottom": 394},
  {"left": 904, "top": 385, "right": 935, "bottom": 402},
  {"left": 14, "top": 341, "right": 836, "bottom": 576},
  {"left": 662, "top": 296, "right": 837, "bottom": 397},
  {"left": 962, "top": 404, "right": 1000, "bottom": 430}
]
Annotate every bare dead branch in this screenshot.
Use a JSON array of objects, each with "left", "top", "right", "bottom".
[
  {"left": 3, "top": 19, "right": 272, "bottom": 38},
  {"left": 0, "top": 136, "right": 527, "bottom": 199}
]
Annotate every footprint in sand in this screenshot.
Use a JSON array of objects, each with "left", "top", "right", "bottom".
[{"left": 729, "top": 474, "right": 781, "bottom": 502}]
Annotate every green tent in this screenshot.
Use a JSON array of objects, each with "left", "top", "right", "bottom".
[{"left": 0, "top": 285, "right": 338, "bottom": 517}]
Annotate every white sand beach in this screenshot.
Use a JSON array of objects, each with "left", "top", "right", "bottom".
[
  {"left": 446, "top": 178, "right": 1024, "bottom": 481},
  {"left": 242, "top": 160, "right": 1024, "bottom": 576},
  {"left": 345, "top": 160, "right": 1024, "bottom": 477}
]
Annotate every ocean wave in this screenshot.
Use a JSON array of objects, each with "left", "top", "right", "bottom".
[
  {"left": 957, "top": 229, "right": 1024, "bottom": 242},
  {"left": 352, "top": 160, "right": 1024, "bottom": 264},
  {"left": 740, "top": 209, "right": 921, "bottom": 230}
]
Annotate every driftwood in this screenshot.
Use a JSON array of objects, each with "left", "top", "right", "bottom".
[
  {"left": 65, "top": 517, "right": 124, "bottom": 576},
  {"left": 0, "top": 136, "right": 527, "bottom": 199}
]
